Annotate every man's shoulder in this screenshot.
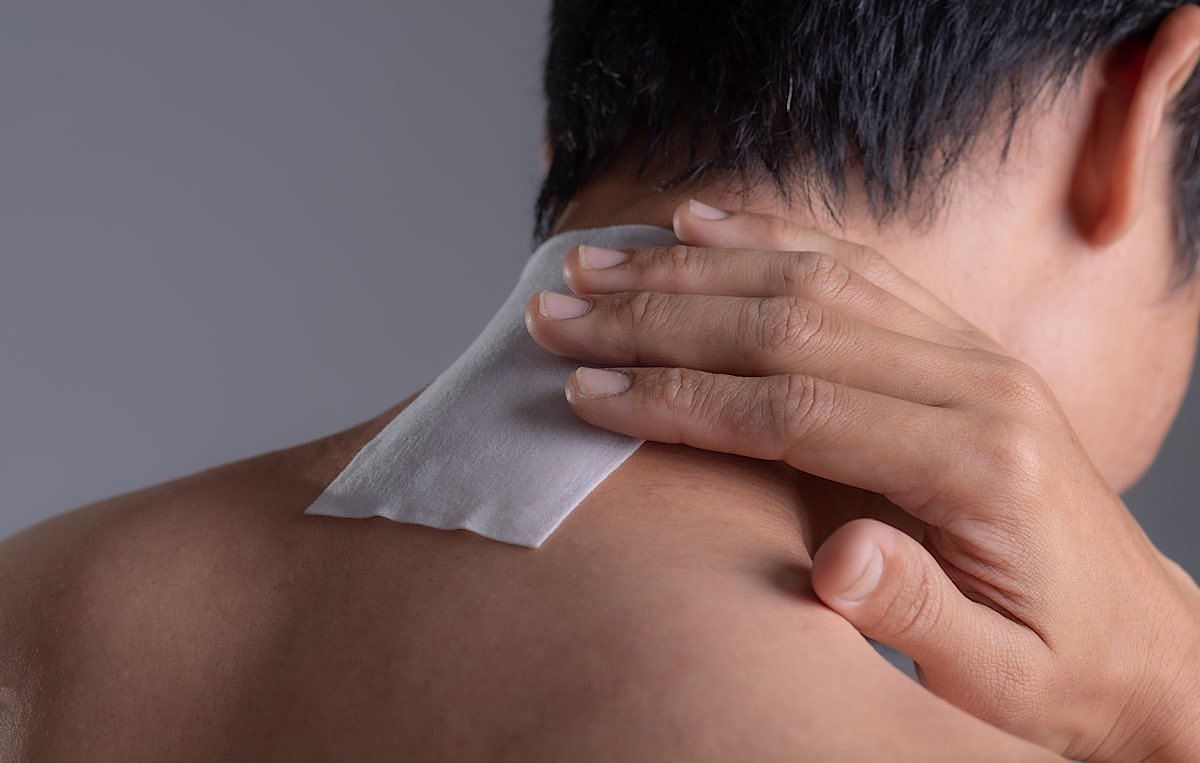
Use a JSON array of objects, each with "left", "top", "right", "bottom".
[
  {"left": 0, "top": 410, "right": 1058, "bottom": 760},
  {"left": 0, "top": 435, "right": 327, "bottom": 596},
  {"left": 0, "top": 403, "right": 391, "bottom": 622},
  {"left": 0, "top": 426, "right": 363, "bottom": 758}
]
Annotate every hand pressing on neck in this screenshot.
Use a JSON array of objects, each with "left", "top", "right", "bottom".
[{"left": 525, "top": 200, "right": 1200, "bottom": 762}]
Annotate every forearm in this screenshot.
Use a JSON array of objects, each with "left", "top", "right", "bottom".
[
  {"left": 1146, "top": 720, "right": 1200, "bottom": 763},
  {"left": 1140, "top": 630, "right": 1200, "bottom": 761},
  {"left": 1121, "top": 690, "right": 1200, "bottom": 763}
]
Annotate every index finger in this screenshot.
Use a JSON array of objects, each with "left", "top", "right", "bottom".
[{"left": 564, "top": 364, "right": 993, "bottom": 529}]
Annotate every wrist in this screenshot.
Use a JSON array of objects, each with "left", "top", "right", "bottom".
[
  {"left": 1121, "top": 691, "right": 1200, "bottom": 763},
  {"left": 1097, "top": 601, "right": 1200, "bottom": 762},
  {"left": 1139, "top": 715, "right": 1200, "bottom": 763}
]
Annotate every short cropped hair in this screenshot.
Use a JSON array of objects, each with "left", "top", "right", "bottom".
[{"left": 537, "top": 1, "right": 1200, "bottom": 275}]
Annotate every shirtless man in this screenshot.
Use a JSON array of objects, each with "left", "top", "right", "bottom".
[{"left": 4, "top": 1, "right": 1200, "bottom": 760}]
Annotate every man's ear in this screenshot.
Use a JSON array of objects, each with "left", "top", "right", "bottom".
[{"left": 1071, "top": 4, "right": 1200, "bottom": 248}]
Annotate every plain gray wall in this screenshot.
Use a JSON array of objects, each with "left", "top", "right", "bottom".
[{"left": 2, "top": 2, "right": 1197, "bottom": 576}]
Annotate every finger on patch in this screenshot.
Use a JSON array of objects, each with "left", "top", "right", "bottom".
[{"left": 564, "top": 365, "right": 974, "bottom": 529}]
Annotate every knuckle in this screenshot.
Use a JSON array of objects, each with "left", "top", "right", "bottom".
[
  {"left": 616, "top": 290, "right": 664, "bottom": 333},
  {"left": 661, "top": 244, "right": 706, "bottom": 277},
  {"left": 754, "top": 296, "right": 825, "bottom": 357},
  {"left": 805, "top": 253, "right": 855, "bottom": 298},
  {"left": 873, "top": 561, "right": 944, "bottom": 643},
  {"left": 779, "top": 252, "right": 855, "bottom": 301},
  {"left": 653, "top": 367, "right": 715, "bottom": 418},
  {"left": 769, "top": 374, "right": 835, "bottom": 446},
  {"left": 986, "top": 358, "right": 1053, "bottom": 411},
  {"left": 973, "top": 418, "right": 1050, "bottom": 490},
  {"left": 848, "top": 244, "right": 892, "bottom": 281},
  {"left": 970, "top": 359, "right": 1063, "bottom": 497}
]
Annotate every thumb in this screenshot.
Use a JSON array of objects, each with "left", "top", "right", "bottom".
[{"left": 811, "top": 518, "right": 1018, "bottom": 675}]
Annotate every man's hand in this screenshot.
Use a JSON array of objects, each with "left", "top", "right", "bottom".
[{"left": 524, "top": 201, "right": 1200, "bottom": 762}]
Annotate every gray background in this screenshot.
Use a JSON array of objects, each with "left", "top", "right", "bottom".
[{"left": 1, "top": 1, "right": 1196, "bottom": 575}]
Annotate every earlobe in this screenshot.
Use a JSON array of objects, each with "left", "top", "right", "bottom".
[{"left": 1070, "top": 5, "right": 1200, "bottom": 248}]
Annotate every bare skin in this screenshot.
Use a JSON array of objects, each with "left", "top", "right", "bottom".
[
  {"left": 529, "top": 202, "right": 1200, "bottom": 760},
  {"left": 0, "top": 390, "right": 1056, "bottom": 761},
  {"left": 4, "top": 6, "right": 1198, "bottom": 760}
]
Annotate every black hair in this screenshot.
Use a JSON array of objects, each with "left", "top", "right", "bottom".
[{"left": 537, "top": 1, "right": 1200, "bottom": 275}]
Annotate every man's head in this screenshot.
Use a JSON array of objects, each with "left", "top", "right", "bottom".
[{"left": 538, "top": 1, "right": 1200, "bottom": 490}]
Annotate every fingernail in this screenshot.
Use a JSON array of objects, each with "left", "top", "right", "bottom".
[
  {"left": 689, "top": 199, "right": 730, "bottom": 220},
  {"left": 838, "top": 543, "right": 884, "bottom": 602},
  {"left": 578, "top": 245, "right": 631, "bottom": 270},
  {"left": 573, "top": 367, "right": 630, "bottom": 398},
  {"left": 539, "top": 291, "right": 591, "bottom": 319}
]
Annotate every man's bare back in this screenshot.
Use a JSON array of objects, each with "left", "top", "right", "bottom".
[{"left": 0, "top": 397, "right": 1055, "bottom": 761}]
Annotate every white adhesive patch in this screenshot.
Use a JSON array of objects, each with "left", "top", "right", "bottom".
[{"left": 305, "top": 225, "right": 679, "bottom": 547}]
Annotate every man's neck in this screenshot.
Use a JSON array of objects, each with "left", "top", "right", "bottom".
[{"left": 549, "top": 171, "right": 925, "bottom": 550}]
